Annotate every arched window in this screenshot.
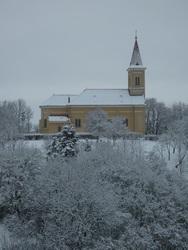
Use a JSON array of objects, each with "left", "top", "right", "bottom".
[
  {"left": 44, "top": 119, "right": 47, "bottom": 128},
  {"left": 58, "top": 126, "right": 61, "bottom": 132}
]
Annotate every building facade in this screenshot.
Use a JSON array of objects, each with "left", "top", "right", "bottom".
[{"left": 39, "top": 37, "right": 146, "bottom": 134}]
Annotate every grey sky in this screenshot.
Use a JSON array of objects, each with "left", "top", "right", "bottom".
[{"left": 0, "top": 0, "right": 188, "bottom": 124}]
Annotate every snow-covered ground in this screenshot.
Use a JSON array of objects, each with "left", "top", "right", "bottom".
[
  {"left": 25, "top": 139, "right": 45, "bottom": 150},
  {"left": 26, "top": 138, "right": 187, "bottom": 177},
  {"left": 26, "top": 138, "right": 157, "bottom": 151}
]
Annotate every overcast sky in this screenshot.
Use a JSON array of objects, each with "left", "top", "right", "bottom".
[{"left": 0, "top": 0, "right": 188, "bottom": 124}]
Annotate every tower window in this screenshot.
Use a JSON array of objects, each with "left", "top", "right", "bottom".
[
  {"left": 75, "top": 119, "right": 81, "bottom": 128},
  {"left": 135, "top": 77, "right": 140, "bottom": 85},
  {"left": 44, "top": 119, "right": 47, "bottom": 128}
]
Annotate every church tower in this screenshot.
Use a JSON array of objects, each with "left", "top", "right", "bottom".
[{"left": 127, "top": 35, "right": 146, "bottom": 96}]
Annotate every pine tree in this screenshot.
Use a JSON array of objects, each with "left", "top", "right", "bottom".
[{"left": 47, "top": 125, "right": 78, "bottom": 159}]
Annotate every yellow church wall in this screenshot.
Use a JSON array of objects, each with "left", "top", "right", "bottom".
[
  {"left": 39, "top": 105, "right": 145, "bottom": 134},
  {"left": 133, "top": 107, "right": 146, "bottom": 133},
  {"left": 39, "top": 106, "right": 69, "bottom": 133},
  {"left": 47, "top": 122, "right": 67, "bottom": 134}
]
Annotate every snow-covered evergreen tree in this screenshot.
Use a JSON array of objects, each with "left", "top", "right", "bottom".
[{"left": 47, "top": 124, "right": 78, "bottom": 159}]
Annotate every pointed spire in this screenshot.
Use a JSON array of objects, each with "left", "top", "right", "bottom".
[{"left": 130, "top": 34, "right": 143, "bottom": 66}]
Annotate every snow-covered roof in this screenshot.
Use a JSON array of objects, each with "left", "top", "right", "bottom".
[
  {"left": 40, "top": 89, "right": 145, "bottom": 107},
  {"left": 128, "top": 65, "right": 146, "bottom": 70},
  {"left": 40, "top": 94, "right": 77, "bottom": 106},
  {"left": 49, "top": 116, "right": 69, "bottom": 122}
]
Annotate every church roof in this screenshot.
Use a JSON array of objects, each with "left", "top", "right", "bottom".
[
  {"left": 129, "top": 36, "right": 143, "bottom": 67},
  {"left": 40, "top": 89, "right": 145, "bottom": 107}
]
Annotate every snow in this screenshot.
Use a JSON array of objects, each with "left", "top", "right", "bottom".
[
  {"left": 26, "top": 140, "right": 45, "bottom": 149},
  {"left": 49, "top": 116, "right": 69, "bottom": 122},
  {"left": 127, "top": 65, "right": 146, "bottom": 69},
  {"left": 40, "top": 94, "right": 77, "bottom": 106},
  {"left": 25, "top": 139, "right": 182, "bottom": 172},
  {"left": 40, "top": 89, "right": 145, "bottom": 107},
  {"left": 0, "top": 224, "right": 10, "bottom": 250},
  {"left": 0, "top": 137, "right": 188, "bottom": 247}
]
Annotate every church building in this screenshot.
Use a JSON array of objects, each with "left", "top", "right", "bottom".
[{"left": 39, "top": 36, "right": 146, "bottom": 134}]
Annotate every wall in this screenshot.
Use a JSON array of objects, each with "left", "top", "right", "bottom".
[{"left": 39, "top": 105, "right": 145, "bottom": 134}]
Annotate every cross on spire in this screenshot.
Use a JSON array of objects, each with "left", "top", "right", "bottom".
[{"left": 135, "top": 30, "right": 137, "bottom": 40}]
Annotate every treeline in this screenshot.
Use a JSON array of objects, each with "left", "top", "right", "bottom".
[
  {"left": 146, "top": 98, "right": 188, "bottom": 174},
  {"left": 1, "top": 97, "right": 188, "bottom": 140},
  {"left": 0, "top": 99, "right": 33, "bottom": 147},
  {"left": 146, "top": 98, "right": 188, "bottom": 135}
]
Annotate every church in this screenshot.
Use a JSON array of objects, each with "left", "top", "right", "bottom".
[{"left": 39, "top": 36, "right": 146, "bottom": 134}]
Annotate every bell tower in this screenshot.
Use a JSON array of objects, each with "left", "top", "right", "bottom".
[{"left": 127, "top": 35, "right": 146, "bottom": 96}]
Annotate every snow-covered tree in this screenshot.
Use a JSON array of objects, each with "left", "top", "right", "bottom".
[
  {"left": 158, "top": 115, "right": 188, "bottom": 173},
  {"left": 104, "top": 116, "right": 128, "bottom": 144},
  {"left": 172, "top": 117, "right": 188, "bottom": 173},
  {"left": 84, "top": 138, "right": 91, "bottom": 151},
  {"left": 169, "top": 101, "right": 188, "bottom": 122},
  {"left": 85, "top": 108, "right": 128, "bottom": 140},
  {"left": 2, "top": 139, "right": 188, "bottom": 249},
  {"left": 0, "top": 101, "right": 18, "bottom": 147},
  {"left": 0, "top": 142, "right": 41, "bottom": 219},
  {"left": 157, "top": 133, "right": 171, "bottom": 160},
  {"left": 0, "top": 99, "right": 33, "bottom": 148},
  {"left": 47, "top": 124, "right": 78, "bottom": 159},
  {"left": 146, "top": 98, "right": 169, "bottom": 135},
  {"left": 85, "top": 108, "right": 108, "bottom": 136},
  {"left": 9, "top": 99, "right": 33, "bottom": 134}
]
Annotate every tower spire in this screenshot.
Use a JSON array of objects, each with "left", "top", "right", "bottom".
[
  {"left": 127, "top": 35, "right": 146, "bottom": 96},
  {"left": 130, "top": 34, "right": 143, "bottom": 66}
]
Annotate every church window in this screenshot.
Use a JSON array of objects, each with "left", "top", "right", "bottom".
[
  {"left": 58, "top": 126, "right": 61, "bottom": 132},
  {"left": 75, "top": 118, "right": 81, "bottom": 128},
  {"left": 135, "top": 77, "right": 140, "bottom": 85},
  {"left": 44, "top": 119, "right": 47, "bottom": 128},
  {"left": 126, "top": 118, "right": 128, "bottom": 127},
  {"left": 123, "top": 118, "right": 128, "bottom": 127}
]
